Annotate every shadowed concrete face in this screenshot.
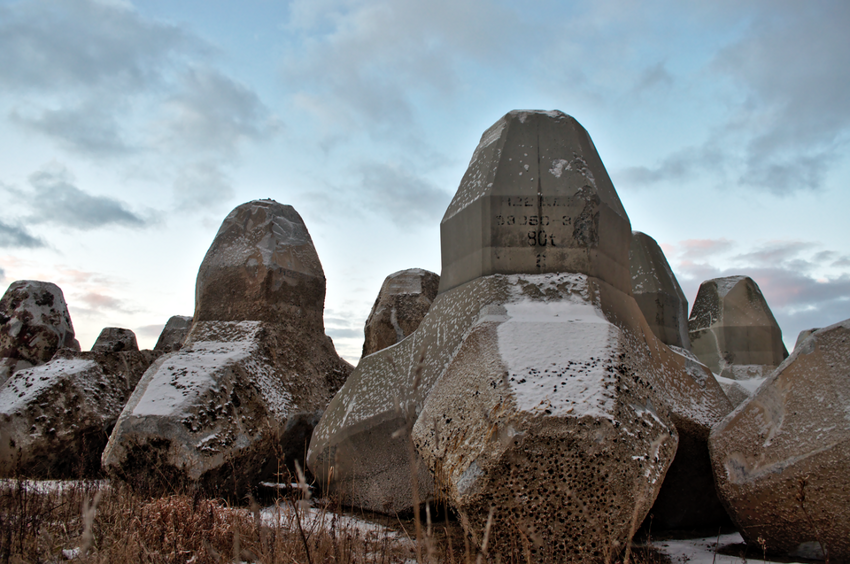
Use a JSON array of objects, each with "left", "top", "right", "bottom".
[
  {"left": 709, "top": 319, "right": 850, "bottom": 560},
  {"left": 688, "top": 276, "right": 787, "bottom": 379},
  {"left": 439, "top": 110, "right": 632, "bottom": 295},
  {"left": 630, "top": 231, "right": 691, "bottom": 350}
]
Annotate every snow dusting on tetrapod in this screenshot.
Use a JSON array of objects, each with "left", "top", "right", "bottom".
[
  {"left": 0, "top": 339, "right": 160, "bottom": 478},
  {"left": 102, "top": 200, "right": 352, "bottom": 496},
  {"left": 309, "top": 110, "right": 733, "bottom": 560}
]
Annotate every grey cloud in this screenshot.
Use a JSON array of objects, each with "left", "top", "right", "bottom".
[
  {"left": 0, "top": 267, "right": 5, "bottom": 284},
  {"left": 0, "top": 219, "right": 46, "bottom": 248},
  {"left": 281, "top": 0, "right": 526, "bottom": 133},
  {"left": 632, "top": 62, "right": 673, "bottom": 94},
  {"left": 733, "top": 241, "right": 817, "bottom": 269},
  {"left": 358, "top": 162, "right": 452, "bottom": 227},
  {"left": 326, "top": 327, "right": 363, "bottom": 340},
  {"left": 616, "top": 144, "right": 727, "bottom": 188},
  {"left": 0, "top": 0, "right": 202, "bottom": 92},
  {"left": 161, "top": 68, "right": 280, "bottom": 155},
  {"left": 173, "top": 161, "right": 235, "bottom": 212},
  {"left": 10, "top": 102, "right": 132, "bottom": 157},
  {"left": 26, "top": 165, "right": 148, "bottom": 230}
]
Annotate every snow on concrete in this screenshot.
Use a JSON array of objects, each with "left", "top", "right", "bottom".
[{"left": 498, "top": 299, "right": 619, "bottom": 420}]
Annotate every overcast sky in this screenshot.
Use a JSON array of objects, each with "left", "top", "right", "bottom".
[{"left": 1, "top": 0, "right": 848, "bottom": 363}]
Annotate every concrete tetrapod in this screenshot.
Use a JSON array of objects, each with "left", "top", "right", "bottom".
[
  {"left": 310, "top": 111, "right": 733, "bottom": 542},
  {"left": 0, "top": 347, "right": 160, "bottom": 477},
  {"left": 0, "top": 280, "right": 79, "bottom": 384},
  {"left": 103, "top": 200, "right": 352, "bottom": 496},
  {"left": 362, "top": 268, "right": 439, "bottom": 358},
  {"left": 710, "top": 319, "right": 850, "bottom": 562},
  {"left": 630, "top": 231, "right": 691, "bottom": 350},
  {"left": 689, "top": 276, "right": 787, "bottom": 380}
]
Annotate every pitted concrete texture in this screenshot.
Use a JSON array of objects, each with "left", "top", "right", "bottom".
[
  {"left": 105, "top": 200, "right": 352, "bottom": 496},
  {"left": 103, "top": 320, "right": 350, "bottom": 496},
  {"left": 709, "top": 319, "right": 850, "bottom": 561},
  {"left": 438, "top": 110, "right": 632, "bottom": 295},
  {"left": 0, "top": 280, "right": 79, "bottom": 384},
  {"left": 154, "top": 315, "right": 192, "bottom": 352},
  {"left": 410, "top": 274, "right": 732, "bottom": 559},
  {"left": 92, "top": 327, "right": 139, "bottom": 353},
  {"left": 688, "top": 276, "right": 787, "bottom": 379},
  {"left": 309, "top": 272, "right": 732, "bottom": 535},
  {"left": 0, "top": 347, "right": 160, "bottom": 478},
  {"left": 194, "top": 199, "right": 326, "bottom": 330},
  {"left": 630, "top": 231, "right": 691, "bottom": 350},
  {"left": 362, "top": 268, "right": 439, "bottom": 357}
]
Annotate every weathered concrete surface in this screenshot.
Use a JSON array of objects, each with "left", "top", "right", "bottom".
[
  {"left": 0, "top": 280, "right": 79, "bottom": 384},
  {"left": 0, "top": 348, "right": 159, "bottom": 478},
  {"left": 793, "top": 328, "right": 819, "bottom": 352},
  {"left": 412, "top": 273, "right": 680, "bottom": 561},
  {"left": 688, "top": 276, "right": 787, "bottom": 379},
  {"left": 103, "top": 321, "right": 349, "bottom": 495},
  {"left": 310, "top": 112, "right": 732, "bottom": 544},
  {"left": 91, "top": 327, "right": 139, "bottom": 353},
  {"left": 194, "top": 199, "right": 326, "bottom": 331},
  {"left": 438, "top": 110, "right": 632, "bottom": 295},
  {"left": 154, "top": 315, "right": 192, "bottom": 352},
  {"left": 104, "top": 200, "right": 352, "bottom": 496},
  {"left": 362, "top": 268, "right": 439, "bottom": 357},
  {"left": 710, "top": 320, "right": 850, "bottom": 561},
  {"left": 630, "top": 231, "right": 691, "bottom": 350}
]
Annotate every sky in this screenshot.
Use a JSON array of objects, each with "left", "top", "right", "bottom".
[{"left": 0, "top": 0, "right": 848, "bottom": 364}]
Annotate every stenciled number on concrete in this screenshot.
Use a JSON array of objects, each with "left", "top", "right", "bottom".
[{"left": 528, "top": 231, "right": 556, "bottom": 247}]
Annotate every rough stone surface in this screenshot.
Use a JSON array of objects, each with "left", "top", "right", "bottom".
[
  {"left": 412, "top": 274, "right": 682, "bottom": 561},
  {"left": 630, "top": 231, "right": 691, "bottom": 350},
  {"left": 714, "top": 375, "right": 766, "bottom": 408},
  {"left": 104, "top": 200, "right": 352, "bottom": 496},
  {"left": 709, "top": 320, "right": 850, "bottom": 561},
  {"left": 0, "top": 280, "right": 79, "bottom": 384},
  {"left": 794, "top": 328, "right": 819, "bottom": 352},
  {"left": 194, "top": 199, "right": 325, "bottom": 330},
  {"left": 154, "top": 315, "right": 192, "bottom": 352},
  {"left": 361, "top": 269, "right": 439, "bottom": 357},
  {"left": 0, "top": 348, "right": 159, "bottom": 477},
  {"left": 438, "top": 110, "right": 632, "bottom": 295},
  {"left": 688, "top": 276, "right": 788, "bottom": 379},
  {"left": 310, "top": 113, "right": 732, "bottom": 544},
  {"left": 91, "top": 327, "right": 139, "bottom": 353}
]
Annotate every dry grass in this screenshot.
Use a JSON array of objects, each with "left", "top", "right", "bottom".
[
  {"left": 0, "top": 476, "right": 671, "bottom": 563},
  {"left": 0, "top": 478, "right": 420, "bottom": 563}
]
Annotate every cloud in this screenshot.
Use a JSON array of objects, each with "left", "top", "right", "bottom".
[
  {"left": 159, "top": 68, "right": 280, "bottom": 156},
  {"left": 625, "top": 2, "right": 850, "bottom": 195},
  {"left": 25, "top": 164, "right": 149, "bottom": 229},
  {"left": 0, "top": 0, "right": 274, "bottom": 174},
  {"left": 281, "top": 0, "right": 524, "bottom": 135},
  {"left": 10, "top": 102, "right": 133, "bottom": 157},
  {"left": 0, "top": 219, "right": 46, "bottom": 248},
  {"left": 0, "top": 267, "right": 5, "bottom": 285},
  {"left": 357, "top": 162, "right": 452, "bottom": 227},
  {"left": 173, "top": 161, "right": 235, "bottom": 211},
  {"left": 0, "top": 0, "right": 201, "bottom": 92}
]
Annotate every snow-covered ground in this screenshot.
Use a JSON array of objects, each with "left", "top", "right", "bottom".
[{"left": 651, "top": 532, "right": 811, "bottom": 563}]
